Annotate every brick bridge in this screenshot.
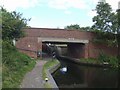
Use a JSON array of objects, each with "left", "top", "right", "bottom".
[{"left": 16, "top": 28, "right": 117, "bottom": 59}]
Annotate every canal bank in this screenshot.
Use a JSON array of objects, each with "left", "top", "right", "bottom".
[
  {"left": 42, "top": 59, "right": 60, "bottom": 88},
  {"left": 58, "top": 56, "right": 112, "bottom": 68},
  {"left": 20, "top": 58, "right": 60, "bottom": 88}
]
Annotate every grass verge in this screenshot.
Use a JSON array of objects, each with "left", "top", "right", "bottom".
[
  {"left": 79, "top": 57, "right": 118, "bottom": 68},
  {"left": 80, "top": 58, "right": 101, "bottom": 64},
  {"left": 42, "top": 59, "right": 59, "bottom": 88},
  {"left": 2, "top": 41, "right": 36, "bottom": 88}
]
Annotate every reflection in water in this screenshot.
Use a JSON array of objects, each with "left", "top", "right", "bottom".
[
  {"left": 52, "top": 59, "right": 118, "bottom": 88},
  {"left": 60, "top": 67, "right": 67, "bottom": 73}
]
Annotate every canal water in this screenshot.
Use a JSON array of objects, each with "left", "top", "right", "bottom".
[{"left": 52, "top": 58, "right": 118, "bottom": 88}]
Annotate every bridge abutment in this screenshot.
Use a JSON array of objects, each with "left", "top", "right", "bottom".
[{"left": 67, "top": 43, "right": 87, "bottom": 59}]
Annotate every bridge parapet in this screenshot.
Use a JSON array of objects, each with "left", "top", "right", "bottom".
[{"left": 25, "top": 28, "right": 94, "bottom": 40}]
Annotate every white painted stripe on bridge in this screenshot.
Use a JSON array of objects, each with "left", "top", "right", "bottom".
[{"left": 38, "top": 37, "right": 89, "bottom": 43}]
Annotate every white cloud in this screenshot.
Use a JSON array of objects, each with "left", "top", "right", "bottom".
[
  {"left": 1, "top": 0, "right": 120, "bottom": 28},
  {"left": 28, "top": 16, "right": 82, "bottom": 28},
  {"left": 28, "top": 16, "right": 60, "bottom": 28},
  {"left": 106, "top": 0, "right": 120, "bottom": 10},
  {"left": 0, "top": 0, "right": 40, "bottom": 11},
  {"left": 48, "top": 0, "right": 87, "bottom": 10},
  {"left": 64, "top": 10, "right": 72, "bottom": 14},
  {"left": 1, "top": 0, "right": 120, "bottom": 12}
]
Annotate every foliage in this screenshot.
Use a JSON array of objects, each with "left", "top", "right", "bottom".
[
  {"left": 64, "top": 24, "right": 81, "bottom": 30},
  {"left": 80, "top": 26, "right": 93, "bottom": 31},
  {"left": 92, "top": 2, "right": 118, "bottom": 33},
  {"left": 92, "top": 2, "right": 120, "bottom": 60},
  {"left": 1, "top": 7, "right": 30, "bottom": 40},
  {"left": 98, "top": 51, "right": 109, "bottom": 62},
  {"left": 64, "top": 24, "right": 92, "bottom": 31},
  {"left": 2, "top": 41, "right": 36, "bottom": 88},
  {"left": 79, "top": 52, "right": 118, "bottom": 68},
  {"left": 1, "top": 7, "right": 35, "bottom": 88},
  {"left": 116, "top": 9, "right": 120, "bottom": 60},
  {"left": 92, "top": 2, "right": 118, "bottom": 46},
  {"left": 80, "top": 58, "right": 101, "bottom": 64},
  {"left": 98, "top": 51, "right": 118, "bottom": 68},
  {"left": 108, "top": 56, "right": 119, "bottom": 68}
]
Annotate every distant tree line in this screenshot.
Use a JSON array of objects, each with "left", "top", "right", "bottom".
[{"left": 64, "top": 24, "right": 92, "bottom": 31}]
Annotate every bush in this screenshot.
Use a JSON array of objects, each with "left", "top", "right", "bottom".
[
  {"left": 98, "top": 52, "right": 109, "bottom": 62},
  {"left": 2, "top": 41, "right": 36, "bottom": 88},
  {"left": 108, "top": 56, "right": 118, "bottom": 68},
  {"left": 80, "top": 58, "right": 99, "bottom": 64},
  {"left": 98, "top": 51, "right": 118, "bottom": 68}
]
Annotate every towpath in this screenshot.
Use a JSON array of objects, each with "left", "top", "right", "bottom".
[{"left": 20, "top": 60, "right": 47, "bottom": 88}]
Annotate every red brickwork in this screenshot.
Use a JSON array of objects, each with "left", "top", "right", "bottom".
[
  {"left": 25, "top": 28, "right": 94, "bottom": 40},
  {"left": 16, "top": 28, "right": 117, "bottom": 58},
  {"left": 88, "top": 42, "right": 117, "bottom": 58},
  {"left": 16, "top": 36, "right": 42, "bottom": 58}
]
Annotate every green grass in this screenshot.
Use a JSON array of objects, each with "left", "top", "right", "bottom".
[
  {"left": 42, "top": 59, "right": 59, "bottom": 88},
  {"left": 44, "top": 82, "right": 52, "bottom": 88},
  {"left": 3, "top": 60, "right": 36, "bottom": 88},
  {"left": 2, "top": 41, "right": 36, "bottom": 88},
  {"left": 80, "top": 56, "right": 118, "bottom": 68},
  {"left": 80, "top": 58, "right": 101, "bottom": 64}
]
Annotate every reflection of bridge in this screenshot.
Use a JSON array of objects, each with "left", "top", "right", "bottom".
[{"left": 16, "top": 28, "right": 117, "bottom": 59}]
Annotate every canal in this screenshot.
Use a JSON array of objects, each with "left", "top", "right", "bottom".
[{"left": 52, "top": 58, "right": 118, "bottom": 88}]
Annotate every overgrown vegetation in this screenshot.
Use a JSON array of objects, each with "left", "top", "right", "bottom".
[
  {"left": 92, "top": 2, "right": 120, "bottom": 59},
  {"left": 79, "top": 53, "right": 118, "bottom": 68},
  {"left": 98, "top": 52, "right": 118, "bottom": 68},
  {"left": 89, "top": 1, "right": 119, "bottom": 67},
  {"left": 80, "top": 58, "right": 101, "bottom": 64},
  {"left": 1, "top": 7, "right": 36, "bottom": 88},
  {"left": 1, "top": 7, "right": 30, "bottom": 41},
  {"left": 2, "top": 41, "right": 36, "bottom": 88},
  {"left": 42, "top": 59, "right": 59, "bottom": 88}
]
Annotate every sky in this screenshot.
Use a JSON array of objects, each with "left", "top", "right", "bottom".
[{"left": 0, "top": 0, "right": 120, "bottom": 29}]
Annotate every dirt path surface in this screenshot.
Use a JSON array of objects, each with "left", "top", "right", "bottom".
[{"left": 20, "top": 60, "right": 47, "bottom": 88}]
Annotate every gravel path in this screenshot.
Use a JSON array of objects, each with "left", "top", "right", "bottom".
[{"left": 20, "top": 60, "right": 47, "bottom": 88}]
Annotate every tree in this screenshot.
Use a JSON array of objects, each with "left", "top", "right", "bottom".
[
  {"left": 64, "top": 24, "right": 81, "bottom": 30},
  {"left": 92, "top": 2, "right": 118, "bottom": 32},
  {"left": 92, "top": 2, "right": 119, "bottom": 59},
  {"left": 1, "top": 7, "right": 30, "bottom": 41},
  {"left": 92, "top": 2, "right": 118, "bottom": 45},
  {"left": 80, "top": 26, "right": 93, "bottom": 31},
  {"left": 64, "top": 24, "right": 92, "bottom": 31}
]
